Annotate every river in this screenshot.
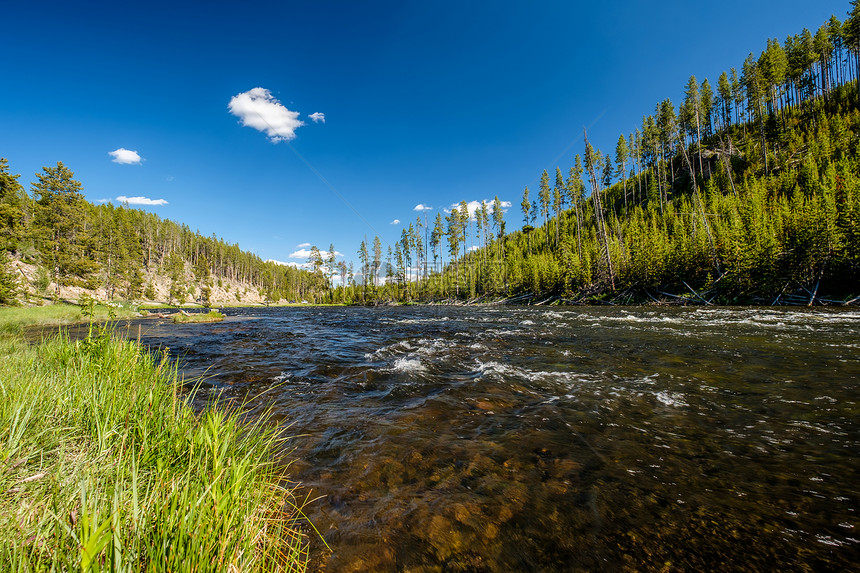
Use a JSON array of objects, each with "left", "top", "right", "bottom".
[{"left": 124, "top": 306, "right": 858, "bottom": 571}]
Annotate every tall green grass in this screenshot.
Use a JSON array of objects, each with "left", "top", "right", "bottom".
[{"left": 0, "top": 326, "right": 310, "bottom": 571}]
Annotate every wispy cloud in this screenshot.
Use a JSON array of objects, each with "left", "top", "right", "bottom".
[
  {"left": 413, "top": 204, "right": 432, "bottom": 212},
  {"left": 296, "top": 242, "right": 311, "bottom": 248},
  {"left": 309, "top": 112, "right": 325, "bottom": 123},
  {"left": 390, "top": 219, "right": 401, "bottom": 225},
  {"left": 228, "top": 87, "right": 304, "bottom": 142},
  {"left": 109, "top": 148, "right": 142, "bottom": 165},
  {"left": 116, "top": 195, "right": 168, "bottom": 206}
]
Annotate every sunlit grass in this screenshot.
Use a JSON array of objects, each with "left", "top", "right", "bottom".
[
  {"left": 0, "top": 303, "right": 141, "bottom": 335},
  {"left": 172, "top": 310, "right": 225, "bottom": 324},
  {"left": 0, "top": 327, "right": 310, "bottom": 572}
]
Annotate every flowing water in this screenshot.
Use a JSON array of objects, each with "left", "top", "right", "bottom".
[{"left": 101, "top": 307, "right": 860, "bottom": 570}]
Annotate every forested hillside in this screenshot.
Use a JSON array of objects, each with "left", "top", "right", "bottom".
[
  {"left": 0, "top": 160, "right": 329, "bottom": 305},
  {"left": 348, "top": 7, "right": 860, "bottom": 305}
]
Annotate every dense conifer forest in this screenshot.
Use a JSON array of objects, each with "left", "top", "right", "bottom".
[
  {"left": 347, "top": 7, "right": 860, "bottom": 305},
  {"left": 2, "top": 7, "right": 859, "bottom": 307}
]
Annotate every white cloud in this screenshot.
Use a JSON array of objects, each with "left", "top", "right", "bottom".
[
  {"left": 449, "top": 200, "right": 482, "bottom": 220},
  {"left": 288, "top": 248, "right": 343, "bottom": 259},
  {"left": 413, "top": 204, "right": 432, "bottom": 212},
  {"left": 228, "top": 87, "right": 304, "bottom": 142},
  {"left": 309, "top": 112, "right": 325, "bottom": 123},
  {"left": 390, "top": 219, "right": 401, "bottom": 225},
  {"left": 296, "top": 242, "right": 311, "bottom": 248},
  {"left": 116, "top": 195, "right": 168, "bottom": 206},
  {"left": 289, "top": 248, "right": 313, "bottom": 259},
  {"left": 109, "top": 148, "right": 142, "bottom": 164},
  {"left": 448, "top": 199, "right": 511, "bottom": 220},
  {"left": 468, "top": 245, "right": 480, "bottom": 252},
  {"left": 266, "top": 259, "right": 311, "bottom": 269}
]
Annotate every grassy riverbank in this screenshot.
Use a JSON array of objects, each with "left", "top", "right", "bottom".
[
  {"left": 0, "top": 313, "right": 309, "bottom": 571},
  {"left": 0, "top": 303, "right": 141, "bottom": 335}
]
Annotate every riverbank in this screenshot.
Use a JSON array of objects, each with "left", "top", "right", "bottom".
[
  {"left": 0, "top": 311, "right": 310, "bottom": 571},
  {"left": 0, "top": 302, "right": 141, "bottom": 334}
]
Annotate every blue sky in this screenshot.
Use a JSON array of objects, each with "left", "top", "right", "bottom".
[{"left": 0, "top": 0, "right": 847, "bottom": 268}]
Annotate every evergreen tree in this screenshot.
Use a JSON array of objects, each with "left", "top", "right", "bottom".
[
  {"left": 682, "top": 75, "right": 705, "bottom": 177},
  {"left": 0, "top": 159, "right": 28, "bottom": 254},
  {"left": 431, "top": 212, "right": 444, "bottom": 277},
  {"left": 730, "top": 67, "right": 743, "bottom": 126},
  {"left": 358, "top": 240, "right": 369, "bottom": 301},
  {"left": 539, "top": 170, "right": 551, "bottom": 244},
  {"left": 553, "top": 167, "right": 565, "bottom": 248},
  {"left": 700, "top": 78, "right": 714, "bottom": 137},
  {"left": 31, "top": 162, "right": 93, "bottom": 297},
  {"left": 615, "top": 135, "right": 629, "bottom": 210},
  {"left": 717, "top": 71, "right": 733, "bottom": 128}
]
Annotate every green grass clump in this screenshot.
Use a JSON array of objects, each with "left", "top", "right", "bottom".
[
  {"left": 171, "top": 310, "right": 225, "bottom": 324},
  {"left": 0, "top": 328, "right": 309, "bottom": 572}
]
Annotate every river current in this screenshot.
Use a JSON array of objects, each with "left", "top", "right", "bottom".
[{"left": 128, "top": 306, "right": 857, "bottom": 571}]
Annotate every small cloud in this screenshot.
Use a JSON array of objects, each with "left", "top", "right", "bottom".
[
  {"left": 97, "top": 198, "right": 110, "bottom": 203},
  {"left": 413, "top": 204, "right": 432, "bottom": 212},
  {"left": 289, "top": 248, "right": 313, "bottom": 259},
  {"left": 390, "top": 219, "right": 401, "bottom": 225},
  {"left": 468, "top": 245, "right": 480, "bottom": 252},
  {"left": 309, "top": 112, "right": 325, "bottom": 123},
  {"left": 228, "top": 87, "right": 304, "bottom": 142},
  {"left": 166, "top": 175, "right": 175, "bottom": 182},
  {"left": 288, "top": 248, "right": 342, "bottom": 259},
  {"left": 448, "top": 199, "right": 511, "bottom": 220},
  {"left": 449, "top": 201, "right": 482, "bottom": 220},
  {"left": 296, "top": 242, "right": 311, "bottom": 249},
  {"left": 266, "top": 258, "right": 310, "bottom": 269},
  {"left": 109, "top": 148, "right": 142, "bottom": 165},
  {"left": 116, "top": 195, "right": 168, "bottom": 206}
]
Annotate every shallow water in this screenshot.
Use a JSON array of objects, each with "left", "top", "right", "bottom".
[{"left": 99, "top": 307, "right": 860, "bottom": 570}]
